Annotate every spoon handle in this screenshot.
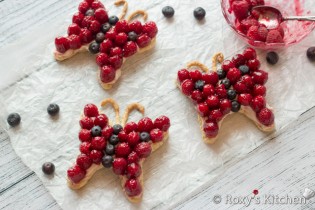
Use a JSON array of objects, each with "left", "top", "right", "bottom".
[{"left": 284, "top": 16, "right": 315, "bottom": 21}]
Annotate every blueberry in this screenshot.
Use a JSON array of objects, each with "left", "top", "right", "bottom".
[
  {"left": 128, "top": 32, "right": 138, "bottom": 41},
  {"left": 307, "top": 47, "right": 315, "bottom": 62},
  {"left": 95, "top": 32, "right": 105, "bottom": 43},
  {"left": 101, "top": 23, "right": 111, "bottom": 33},
  {"left": 109, "top": 134, "right": 119, "bottom": 145},
  {"left": 47, "top": 103, "right": 60, "bottom": 116},
  {"left": 221, "top": 78, "right": 231, "bottom": 89},
  {"left": 162, "top": 6, "right": 175, "bottom": 18},
  {"left": 227, "top": 89, "right": 237, "bottom": 100},
  {"left": 102, "top": 155, "right": 113, "bottom": 168},
  {"left": 194, "top": 80, "right": 205, "bottom": 91},
  {"left": 231, "top": 101, "right": 241, "bottom": 112},
  {"left": 105, "top": 144, "right": 115, "bottom": 155},
  {"left": 113, "top": 124, "right": 123, "bottom": 135},
  {"left": 266, "top": 52, "right": 279, "bottom": 65},
  {"left": 42, "top": 162, "right": 55, "bottom": 175},
  {"left": 109, "top": 16, "right": 119, "bottom": 25},
  {"left": 7, "top": 113, "right": 21, "bottom": 127},
  {"left": 193, "top": 7, "right": 206, "bottom": 20},
  {"left": 85, "top": 9, "right": 94, "bottom": 16},
  {"left": 140, "top": 132, "right": 150, "bottom": 142},
  {"left": 239, "top": 65, "right": 250, "bottom": 75},
  {"left": 91, "top": 126, "right": 102, "bottom": 137},
  {"left": 217, "top": 69, "right": 226, "bottom": 79},
  {"left": 88, "top": 42, "right": 100, "bottom": 54}
]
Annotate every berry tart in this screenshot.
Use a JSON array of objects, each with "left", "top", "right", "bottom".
[
  {"left": 54, "top": 0, "right": 158, "bottom": 89},
  {"left": 177, "top": 48, "right": 275, "bottom": 144},
  {"left": 67, "top": 99, "right": 170, "bottom": 202}
]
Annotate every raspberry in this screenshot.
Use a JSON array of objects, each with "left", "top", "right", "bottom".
[
  {"left": 110, "top": 47, "right": 123, "bottom": 57},
  {"left": 221, "top": 60, "right": 235, "bottom": 72},
  {"left": 202, "top": 84, "right": 215, "bottom": 97},
  {"left": 237, "top": 93, "right": 252, "bottom": 106},
  {"left": 276, "top": 26, "right": 284, "bottom": 38},
  {"left": 76, "top": 154, "right": 93, "bottom": 170},
  {"left": 67, "top": 164, "right": 86, "bottom": 183},
  {"left": 112, "top": 158, "right": 127, "bottom": 175},
  {"left": 55, "top": 37, "right": 70, "bottom": 53},
  {"left": 247, "top": 59, "right": 260, "bottom": 70},
  {"left": 232, "top": 0, "right": 249, "bottom": 20},
  {"left": 84, "top": 0, "right": 94, "bottom": 6},
  {"left": 115, "top": 32, "right": 128, "bottom": 46},
  {"left": 99, "top": 39, "right": 113, "bottom": 53},
  {"left": 124, "top": 179, "right": 142, "bottom": 197},
  {"left": 68, "top": 34, "right": 82, "bottom": 49},
  {"left": 102, "top": 125, "right": 113, "bottom": 139},
  {"left": 105, "top": 29, "right": 117, "bottom": 41},
  {"left": 256, "top": 108, "right": 274, "bottom": 126},
  {"left": 202, "top": 72, "right": 219, "bottom": 85},
  {"left": 124, "top": 122, "right": 138, "bottom": 133},
  {"left": 123, "top": 41, "right": 138, "bottom": 57},
  {"left": 96, "top": 53, "right": 109, "bottom": 66},
  {"left": 126, "top": 163, "right": 142, "bottom": 179},
  {"left": 127, "top": 151, "right": 140, "bottom": 164},
  {"left": 94, "top": 8, "right": 108, "bottom": 23},
  {"left": 135, "top": 142, "right": 152, "bottom": 158},
  {"left": 203, "top": 121, "right": 219, "bottom": 138},
  {"left": 232, "top": 54, "right": 246, "bottom": 67},
  {"left": 178, "top": 69, "right": 191, "bottom": 82},
  {"left": 240, "top": 75, "right": 254, "bottom": 88},
  {"left": 215, "top": 84, "right": 228, "bottom": 98},
  {"left": 142, "top": 21, "right": 158, "bottom": 38},
  {"left": 252, "top": 70, "right": 268, "bottom": 85},
  {"left": 136, "top": 34, "right": 151, "bottom": 48},
  {"left": 89, "top": 20, "right": 101, "bottom": 34},
  {"left": 243, "top": 47, "right": 256, "bottom": 60},
  {"left": 234, "top": 81, "right": 248, "bottom": 93},
  {"left": 80, "top": 28, "right": 93, "bottom": 44},
  {"left": 257, "top": 26, "right": 268, "bottom": 42},
  {"left": 220, "top": 99, "right": 232, "bottom": 115},
  {"left": 240, "top": 18, "right": 259, "bottom": 33},
  {"left": 137, "top": 117, "right": 154, "bottom": 133},
  {"left": 251, "top": 95, "right": 266, "bottom": 112},
  {"left": 150, "top": 128, "right": 164, "bottom": 142},
  {"left": 191, "top": 90, "right": 203, "bottom": 102},
  {"left": 206, "top": 95, "right": 220, "bottom": 108},
  {"left": 189, "top": 70, "right": 202, "bottom": 81},
  {"left": 115, "top": 20, "right": 130, "bottom": 33},
  {"left": 81, "top": 16, "right": 95, "bottom": 28},
  {"left": 129, "top": 20, "right": 143, "bottom": 34},
  {"left": 208, "top": 109, "right": 223, "bottom": 122},
  {"left": 89, "top": 150, "right": 103, "bottom": 164},
  {"left": 181, "top": 79, "right": 194, "bottom": 96},
  {"left": 72, "top": 12, "right": 85, "bottom": 26},
  {"left": 252, "top": 85, "right": 266, "bottom": 96},
  {"left": 117, "top": 130, "right": 128, "bottom": 142},
  {"left": 227, "top": 68, "right": 241, "bottom": 84},
  {"left": 79, "top": 117, "right": 94, "bottom": 129},
  {"left": 109, "top": 55, "right": 123, "bottom": 69},
  {"left": 127, "top": 131, "right": 140, "bottom": 146},
  {"left": 197, "top": 103, "right": 209, "bottom": 117},
  {"left": 154, "top": 116, "right": 170, "bottom": 131},
  {"left": 94, "top": 114, "right": 108, "bottom": 128},
  {"left": 266, "top": 30, "right": 284, "bottom": 43},
  {"left": 84, "top": 104, "right": 99, "bottom": 117},
  {"left": 78, "top": 1, "right": 89, "bottom": 14},
  {"left": 80, "top": 142, "right": 91, "bottom": 155},
  {"left": 91, "top": 1, "right": 104, "bottom": 9},
  {"left": 115, "top": 142, "right": 131, "bottom": 157},
  {"left": 79, "top": 129, "right": 91, "bottom": 142},
  {"left": 68, "top": 23, "right": 81, "bottom": 35},
  {"left": 91, "top": 136, "right": 106, "bottom": 150}
]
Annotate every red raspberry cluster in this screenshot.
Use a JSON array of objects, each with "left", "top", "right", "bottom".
[
  {"left": 229, "top": 0, "right": 284, "bottom": 43},
  {"left": 67, "top": 103, "right": 170, "bottom": 197},
  {"left": 177, "top": 48, "right": 274, "bottom": 139}
]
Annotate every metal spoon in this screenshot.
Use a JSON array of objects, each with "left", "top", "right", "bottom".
[{"left": 252, "top": 6, "right": 315, "bottom": 29}]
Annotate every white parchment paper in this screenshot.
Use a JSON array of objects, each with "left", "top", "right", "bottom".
[{"left": 1, "top": 0, "right": 315, "bottom": 209}]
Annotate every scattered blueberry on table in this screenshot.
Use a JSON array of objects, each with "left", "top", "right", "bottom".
[
  {"left": 307, "top": 47, "right": 315, "bottom": 61},
  {"left": 42, "top": 162, "right": 55, "bottom": 175},
  {"left": 47, "top": 103, "right": 60, "bottom": 116},
  {"left": 193, "top": 7, "right": 206, "bottom": 20},
  {"left": 7, "top": 113, "right": 21, "bottom": 127},
  {"left": 266, "top": 52, "right": 279, "bottom": 65},
  {"left": 162, "top": 6, "right": 175, "bottom": 18}
]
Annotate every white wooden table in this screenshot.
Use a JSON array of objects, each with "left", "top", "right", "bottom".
[{"left": 1, "top": 0, "right": 315, "bottom": 209}]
